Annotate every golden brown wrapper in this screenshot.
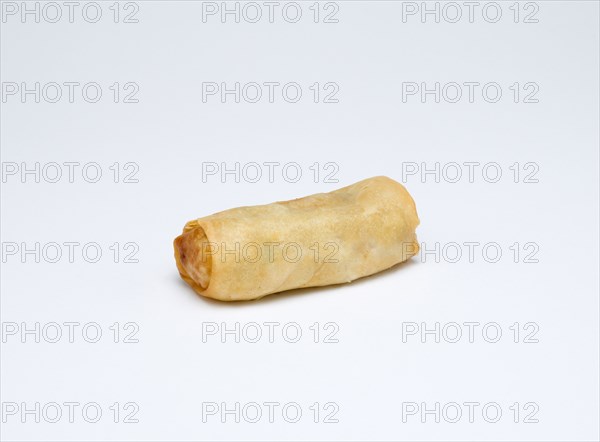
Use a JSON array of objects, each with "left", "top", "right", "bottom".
[{"left": 174, "top": 176, "right": 420, "bottom": 301}]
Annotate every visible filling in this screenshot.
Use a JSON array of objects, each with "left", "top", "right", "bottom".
[{"left": 174, "top": 226, "right": 212, "bottom": 290}]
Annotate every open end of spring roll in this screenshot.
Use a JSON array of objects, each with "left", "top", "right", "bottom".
[
  {"left": 174, "top": 224, "right": 212, "bottom": 292},
  {"left": 174, "top": 176, "right": 420, "bottom": 302}
]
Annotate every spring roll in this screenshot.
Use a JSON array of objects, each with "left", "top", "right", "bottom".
[{"left": 174, "top": 176, "right": 419, "bottom": 301}]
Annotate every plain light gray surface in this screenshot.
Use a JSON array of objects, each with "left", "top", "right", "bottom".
[{"left": 1, "top": 1, "right": 599, "bottom": 440}]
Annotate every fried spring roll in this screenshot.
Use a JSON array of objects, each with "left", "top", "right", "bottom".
[{"left": 174, "top": 176, "right": 419, "bottom": 301}]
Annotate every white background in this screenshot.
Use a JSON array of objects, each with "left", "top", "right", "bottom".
[{"left": 1, "top": 1, "right": 599, "bottom": 441}]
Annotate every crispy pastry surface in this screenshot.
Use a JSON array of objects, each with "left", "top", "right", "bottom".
[{"left": 174, "top": 176, "right": 420, "bottom": 301}]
